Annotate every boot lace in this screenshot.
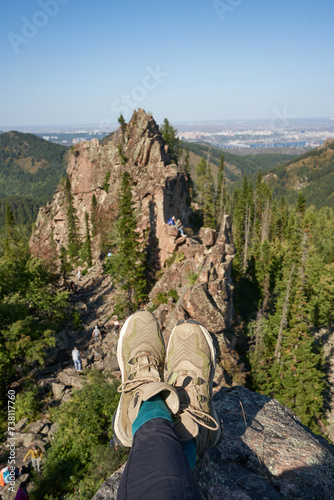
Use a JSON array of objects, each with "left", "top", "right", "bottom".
[
  {"left": 167, "top": 370, "right": 218, "bottom": 431},
  {"left": 118, "top": 351, "right": 162, "bottom": 393}
]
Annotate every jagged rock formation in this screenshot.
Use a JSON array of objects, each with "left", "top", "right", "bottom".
[
  {"left": 28, "top": 108, "right": 243, "bottom": 388},
  {"left": 92, "top": 386, "right": 334, "bottom": 500},
  {"left": 30, "top": 109, "right": 191, "bottom": 267},
  {"left": 149, "top": 215, "right": 244, "bottom": 388}
]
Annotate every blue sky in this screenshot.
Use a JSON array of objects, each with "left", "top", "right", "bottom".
[{"left": 0, "top": 0, "right": 333, "bottom": 126}]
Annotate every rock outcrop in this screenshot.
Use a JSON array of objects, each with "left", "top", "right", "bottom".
[
  {"left": 149, "top": 214, "right": 243, "bottom": 389},
  {"left": 92, "top": 386, "right": 334, "bottom": 500},
  {"left": 30, "top": 109, "right": 191, "bottom": 267}
]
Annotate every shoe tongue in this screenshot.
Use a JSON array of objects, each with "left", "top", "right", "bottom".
[{"left": 136, "top": 355, "right": 159, "bottom": 378}]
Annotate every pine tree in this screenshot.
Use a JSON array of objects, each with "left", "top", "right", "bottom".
[
  {"left": 118, "top": 114, "right": 127, "bottom": 135},
  {"left": 118, "top": 143, "right": 129, "bottom": 167},
  {"left": 59, "top": 245, "right": 72, "bottom": 282},
  {"left": 296, "top": 191, "right": 306, "bottom": 215},
  {"left": 4, "top": 204, "right": 19, "bottom": 255},
  {"left": 91, "top": 194, "right": 97, "bottom": 237},
  {"left": 195, "top": 157, "right": 207, "bottom": 204},
  {"left": 216, "top": 154, "right": 225, "bottom": 226},
  {"left": 184, "top": 148, "right": 194, "bottom": 202},
  {"left": 202, "top": 161, "right": 216, "bottom": 229},
  {"left": 160, "top": 118, "right": 181, "bottom": 164},
  {"left": 64, "top": 178, "right": 80, "bottom": 259},
  {"left": 112, "top": 171, "right": 147, "bottom": 313},
  {"left": 232, "top": 176, "right": 254, "bottom": 273},
  {"left": 83, "top": 212, "right": 92, "bottom": 267}
]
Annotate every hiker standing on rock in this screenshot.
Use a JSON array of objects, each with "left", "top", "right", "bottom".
[
  {"left": 72, "top": 347, "right": 82, "bottom": 371},
  {"left": 23, "top": 443, "right": 43, "bottom": 473},
  {"left": 92, "top": 325, "right": 101, "bottom": 343}
]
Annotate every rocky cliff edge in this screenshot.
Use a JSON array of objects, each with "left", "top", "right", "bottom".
[{"left": 92, "top": 386, "right": 334, "bottom": 500}]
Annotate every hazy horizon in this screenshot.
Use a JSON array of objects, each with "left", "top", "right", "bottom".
[{"left": 1, "top": 116, "right": 334, "bottom": 134}]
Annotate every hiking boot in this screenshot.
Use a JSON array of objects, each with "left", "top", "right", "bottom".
[
  {"left": 112, "top": 311, "right": 179, "bottom": 447},
  {"left": 166, "top": 320, "right": 222, "bottom": 455}
]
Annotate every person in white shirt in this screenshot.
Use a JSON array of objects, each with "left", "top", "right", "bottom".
[{"left": 72, "top": 347, "right": 82, "bottom": 371}]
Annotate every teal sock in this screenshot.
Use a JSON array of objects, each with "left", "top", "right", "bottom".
[
  {"left": 132, "top": 395, "right": 197, "bottom": 470},
  {"left": 132, "top": 394, "right": 173, "bottom": 436},
  {"left": 182, "top": 439, "right": 197, "bottom": 470}
]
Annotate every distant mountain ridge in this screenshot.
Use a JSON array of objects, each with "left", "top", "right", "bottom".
[{"left": 0, "top": 131, "right": 68, "bottom": 225}]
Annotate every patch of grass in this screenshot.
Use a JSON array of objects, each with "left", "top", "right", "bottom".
[
  {"left": 167, "top": 288, "right": 179, "bottom": 302},
  {"left": 188, "top": 272, "right": 199, "bottom": 285}
]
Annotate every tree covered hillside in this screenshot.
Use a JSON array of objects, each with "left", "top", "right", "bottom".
[
  {"left": 0, "top": 131, "right": 68, "bottom": 225},
  {"left": 230, "top": 176, "right": 334, "bottom": 433},
  {"left": 181, "top": 141, "right": 297, "bottom": 183},
  {"left": 230, "top": 139, "right": 334, "bottom": 209},
  {"left": 265, "top": 139, "right": 334, "bottom": 208},
  {"left": 175, "top": 136, "right": 334, "bottom": 434}
]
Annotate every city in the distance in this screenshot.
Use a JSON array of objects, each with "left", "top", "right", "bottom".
[{"left": 1, "top": 116, "right": 333, "bottom": 153}]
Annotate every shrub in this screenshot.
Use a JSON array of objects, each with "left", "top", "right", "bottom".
[
  {"left": 167, "top": 289, "right": 179, "bottom": 302},
  {"left": 175, "top": 252, "right": 185, "bottom": 263},
  {"left": 103, "top": 171, "right": 111, "bottom": 193},
  {"left": 188, "top": 272, "right": 199, "bottom": 285},
  {"left": 71, "top": 308, "right": 82, "bottom": 329},
  {"left": 15, "top": 385, "right": 42, "bottom": 422},
  {"left": 32, "top": 371, "right": 129, "bottom": 499},
  {"left": 153, "top": 292, "right": 168, "bottom": 306}
]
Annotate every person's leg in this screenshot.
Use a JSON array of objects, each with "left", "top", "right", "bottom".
[
  {"left": 131, "top": 394, "right": 197, "bottom": 468},
  {"left": 74, "top": 360, "right": 78, "bottom": 371},
  {"left": 31, "top": 457, "right": 37, "bottom": 471},
  {"left": 113, "top": 311, "right": 204, "bottom": 499},
  {"left": 36, "top": 457, "right": 41, "bottom": 472},
  {"left": 117, "top": 416, "right": 201, "bottom": 500}
]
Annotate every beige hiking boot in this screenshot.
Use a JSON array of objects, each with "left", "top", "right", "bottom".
[
  {"left": 112, "top": 311, "right": 179, "bottom": 447},
  {"left": 166, "top": 320, "right": 222, "bottom": 455}
]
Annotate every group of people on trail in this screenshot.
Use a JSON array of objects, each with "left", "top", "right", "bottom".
[
  {"left": 71, "top": 318, "right": 120, "bottom": 371},
  {"left": 167, "top": 215, "right": 186, "bottom": 237},
  {"left": 0, "top": 443, "right": 43, "bottom": 499}
]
